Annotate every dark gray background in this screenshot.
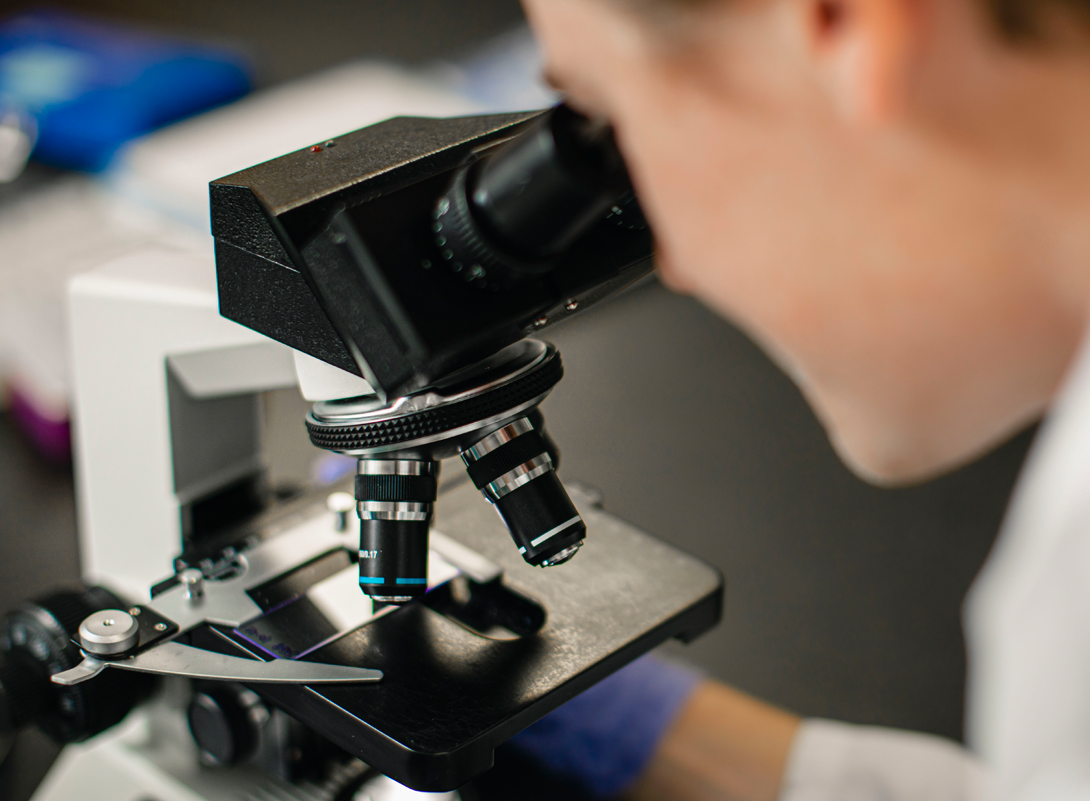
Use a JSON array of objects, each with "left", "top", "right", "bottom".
[
  {"left": 3, "top": 0, "right": 530, "bottom": 86},
  {"left": 0, "top": 0, "right": 1033, "bottom": 796}
]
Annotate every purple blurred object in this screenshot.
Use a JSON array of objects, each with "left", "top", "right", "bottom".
[{"left": 7, "top": 385, "right": 70, "bottom": 463}]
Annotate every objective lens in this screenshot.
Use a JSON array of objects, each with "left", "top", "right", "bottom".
[
  {"left": 462, "top": 417, "right": 585, "bottom": 567},
  {"left": 355, "top": 460, "right": 439, "bottom": 603}
]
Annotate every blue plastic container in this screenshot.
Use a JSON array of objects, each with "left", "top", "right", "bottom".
[{"left": 0, "top": 10, "right": 252, "bottom": 171}]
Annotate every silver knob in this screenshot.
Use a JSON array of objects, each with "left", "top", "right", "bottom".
[
  {"left": 181, "top": 568, "right": 205, "bottom": 602},
  {"left": 79, "top": 610, "right": 140, "bottom": 656},
  {"left": 327, "top": 491, "right": 356, "bottom": 532}
]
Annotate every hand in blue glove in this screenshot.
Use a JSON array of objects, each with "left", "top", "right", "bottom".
[{"left": 507, "top": 653, "right": 703, "bottom": 798}]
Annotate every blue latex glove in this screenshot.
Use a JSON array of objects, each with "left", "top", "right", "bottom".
[{"left": 508, "top": 653, "right": 703, "bottom": 798}]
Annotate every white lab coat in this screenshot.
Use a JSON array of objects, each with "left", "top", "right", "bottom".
[{"left": 779, "top": 331, "right": 1090, "bottom": 801}]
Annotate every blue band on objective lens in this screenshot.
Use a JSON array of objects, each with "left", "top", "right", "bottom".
[
  {"left": 358, "top": 577, "right": 385, "bottom": 585},
  {"left": 396, "top": 578, "right": 428, "bottom": 585}
]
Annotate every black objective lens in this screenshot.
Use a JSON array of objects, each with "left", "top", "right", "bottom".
[
  {"left": 462, "top": 416, "right": 585, "bottom": 567},
  {"left": 355, "top": 460, "right": 439, "bottom": 603},
  {"left": 433, "top": 103, "right": 631, "bottom": 288}
]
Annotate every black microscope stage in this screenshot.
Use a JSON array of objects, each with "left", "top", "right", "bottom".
[{"left": 190, "top": 478, "right": 723, "bottom": 792}]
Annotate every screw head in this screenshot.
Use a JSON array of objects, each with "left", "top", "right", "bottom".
[
  {"left": 533, "top": 317, "right": 548, "bottom": 328},
  {"left": 128, "top": 607, "right": 142, "bottom": 616},
  {"left": 565, "top": 299, "right": 579, "bottom": 312},
  {"left": 154, "top": 623, "right": 169, "bottom": 632}
]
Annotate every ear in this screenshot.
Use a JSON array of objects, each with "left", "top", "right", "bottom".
[{"left": 801, "top": 0, "right": 919, "bottom": 126}]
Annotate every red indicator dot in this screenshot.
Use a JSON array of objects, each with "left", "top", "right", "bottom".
[{"left": 310, "top": 145, "right": 323, "bottom": 153}]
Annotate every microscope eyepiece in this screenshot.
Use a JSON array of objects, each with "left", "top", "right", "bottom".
[
  {"left": 462, "top": 417, "right": 585, "bottom": 567},
  {"left": 356, "top": 460, "right": 439, "bottom": 603},
  {"left": 433, "top": 103, "right": 631, "bottom": 288}
]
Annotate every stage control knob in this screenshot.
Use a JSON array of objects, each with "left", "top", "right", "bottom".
[{"left": 187, "top": 685, "right": 267, "bottom": 767}]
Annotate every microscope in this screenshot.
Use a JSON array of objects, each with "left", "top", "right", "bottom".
[{"left": 0, "top": 105, "right": 723, "bottom": 799}]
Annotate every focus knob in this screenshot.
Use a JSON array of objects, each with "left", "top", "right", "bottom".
[
  {"left": 187, "top": 686, "right": 265, "bottom": 767},
  {"left": 0, "top": 655, "right": 52, "bottom": 734},
  {"left": 0, "top": 587, "right": 155, "bottom": 743}
]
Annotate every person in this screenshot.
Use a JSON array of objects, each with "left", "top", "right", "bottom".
[{"left": 504, "top": 0, "right": 1090, "bottom": 799}]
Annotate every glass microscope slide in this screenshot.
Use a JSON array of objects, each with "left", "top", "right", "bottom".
[{"left": 233, "top": 551, "right": 461, "bottom": 660}]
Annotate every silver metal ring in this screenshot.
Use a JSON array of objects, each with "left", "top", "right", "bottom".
[
  {"left": 483, "top": 454, "right": 553, "bottom": 502},
  {"left": 317, "top": 395, "right": 548, "bottom": 458},
  {"left": 540, "top": 543, "right": 582, "bottom": 568},
  {"left": 357, "top": 460, "right": 436, "bottom": 476},
  {"left": 463, "top": 418, "right": 534, "bottom": 462},
  {"left": 357, "top": 501, "right": 431, "bottom": 521},
  {"left": 309, "top": 340, "right": 548, "bottom": 426}
]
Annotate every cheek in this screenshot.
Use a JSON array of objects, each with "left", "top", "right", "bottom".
[
  {"left": 613, "top": 78, "right": 827, "bottom": 334},
  {"left": 609, "top": 72, "right": 1064, "bottom": 482},
  {"left": 653, "top": 249, "right": 697, "bottom": 294}
]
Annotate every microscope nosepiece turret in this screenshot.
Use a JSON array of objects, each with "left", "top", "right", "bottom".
[{"left": 307, "top": 341, "right": 584, "bottom": 602}]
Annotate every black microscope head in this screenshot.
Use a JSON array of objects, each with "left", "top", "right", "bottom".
[{"left": 210, "top": 104, "right": 653, "bottom": 403}]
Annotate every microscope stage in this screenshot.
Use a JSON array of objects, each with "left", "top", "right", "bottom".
[{"left": 190, "top": 479, "right": 723, "bottom": 792}]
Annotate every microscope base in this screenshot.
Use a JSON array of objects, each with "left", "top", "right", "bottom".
[
  {"left": 31, "top": 712, "right": 310, "bottom": 801},
  {"left": 31, "top": 705, "right": 459, "bottom": 801}
]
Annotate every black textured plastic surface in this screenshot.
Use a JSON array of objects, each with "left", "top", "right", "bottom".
[
  {"left": 215, "top": 241, "right": 360, "bottom": 376},
  {"left": 307, "top": 352, "right": 563, "bottom": 452},
  {"left": 355, "top": 475, "right": 438, "bottom": 503},
  {"left": 211, "top": 113, "right": 544, "bottom": 230},
  {"left": 465, "top": 431, "right": 549, "bottom": 489}
]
